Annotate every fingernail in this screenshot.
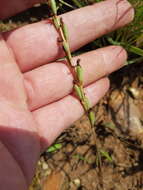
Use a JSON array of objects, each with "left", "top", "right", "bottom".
[
  {"left": 102, "top": 46, "right": 127, "bottom": 70},
  {"left": 113, "top": 0, "right": 135, "bottom": 28},
  {"left": 113, "top": 46, "right": 127, "bottom": 67}
]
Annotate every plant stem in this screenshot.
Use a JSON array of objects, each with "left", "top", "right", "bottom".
[
  {"left": 71, "top": 0, "right": 83, "bottom": 8},
  {"left": 50, "top": 0, "right": 96, "bottom": 127}
]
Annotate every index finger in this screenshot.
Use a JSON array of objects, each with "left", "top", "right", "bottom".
[
  {"left": 0, "top": 0, "right": 44, "bottom": 19},
  {"left": 4, "top": 0, "right": 134, "bottom": 72}
]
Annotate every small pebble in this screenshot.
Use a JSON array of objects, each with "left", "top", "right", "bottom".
[
  {"left": 42, "top": 163, "right": 49, "bottom": 170},
  {"left": 73, "top": 178, "right": 81, "bottom": 187},
  {"left": 128, "top": 87, "right": 139, "bottom": 99},
  {"left": 44, "top": 169, "right": 52, "bottom": 177}
]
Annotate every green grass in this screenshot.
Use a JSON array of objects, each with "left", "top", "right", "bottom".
[{"left": 57, "top": 0, "right": 143, "bottom": 64}]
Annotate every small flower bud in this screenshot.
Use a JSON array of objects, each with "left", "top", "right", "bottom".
[
  {"left": 76, "top": 64, "right": 84, "bottom": 84},
  {"left": 51, "top": 0, "right": 57, "bottom": 15},
  {"left": 89, "top": 110, "right": 96, "bottom": 126},
  {"left": 74, "top": 84, "right": 82, "bottom": 100}
]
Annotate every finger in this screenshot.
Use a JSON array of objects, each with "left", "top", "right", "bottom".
[
  {"left": 33, "top": 77, "right": 110, "bottom": 149},
  {"left": 4, "top": 0, "right": 134, "bottom": 72},
  {"left": 0, "top": 35, "right": 27, "bottom": 109},
  {"left": 24, "top": 46, "right": 127, "bottom": 111},
  {"left": 0, "top": 0, "right": 44, "bottom": 19},
  {"left": 0, "top": 36, "right": 40, "bottom": 185}
]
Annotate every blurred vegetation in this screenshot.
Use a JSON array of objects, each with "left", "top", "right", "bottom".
[{"left": 56, "top": 0, "right": 143, "bottom": 64}]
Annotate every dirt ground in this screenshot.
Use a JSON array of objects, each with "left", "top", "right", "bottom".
[
  {"left": 0, "top": 3, "right": 143, "bottom": 190},
  {"left": 37, "top": 64, "right": 143, "bottom": 190}
]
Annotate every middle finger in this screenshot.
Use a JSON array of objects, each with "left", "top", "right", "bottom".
[{"left": 24, "top": 45, "right": 127, "bottom": 111}]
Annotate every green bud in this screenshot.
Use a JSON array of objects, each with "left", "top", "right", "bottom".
[
  {"left": 51, "top": 0, "right": 57, "bottom": 15},
  {"left": 82, "top": 97, "right": 90, "bottom": 111},
  {"left": 74, "top": 84, "right": 82, "bottom": 100},
  {"left": 63, "top": 41, "right": 72, "bottom": 61},
  {"left": 61, "top": 18, "right": 69, "bottom": 41},
  {"left": 89, "top": 110, "right": 96, "bottom": 126},
  {"left": 76, "top": 64, "right": 84, "bottom": 84}
]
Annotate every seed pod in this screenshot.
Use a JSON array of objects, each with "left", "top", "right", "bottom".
[
  {"left": 53, "top": 17, "right": 60, "bottom": 29},
  {"left": 89, "top": 110, "right": 96, "bottom": 126},
  {"left": 82, "top": 97, "right": 90, "bottom": 111},
  {"left": 61, "top": 18, "right": 69, "bottom": 41},
  {"left": 76, "top": 64, "right": 84, "bottom": 84},
  {"left": 51, "top": 0, "right": 57, "bottom": 15},
  {"left": 74, "top": 84, "right": 82, "bottom": 100},
  {"left": 63, "top": 41, "right": 72, "bottom": 61}
]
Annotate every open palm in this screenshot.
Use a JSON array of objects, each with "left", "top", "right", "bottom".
[{"left": 0, "top": 0, "right": 134, "bottom": 189}]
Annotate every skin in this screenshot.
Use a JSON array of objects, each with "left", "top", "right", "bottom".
[{"left": 0, "top": 0, "right": 134, "bottom": 189}]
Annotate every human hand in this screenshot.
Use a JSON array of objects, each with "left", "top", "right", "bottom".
[{"left": 0, "top": 0, "right": 134, "bottom": 189}]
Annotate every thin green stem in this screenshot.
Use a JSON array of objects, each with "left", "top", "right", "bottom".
[{"left": 71, "top": 0, "right": 83, "bottom": 8}]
